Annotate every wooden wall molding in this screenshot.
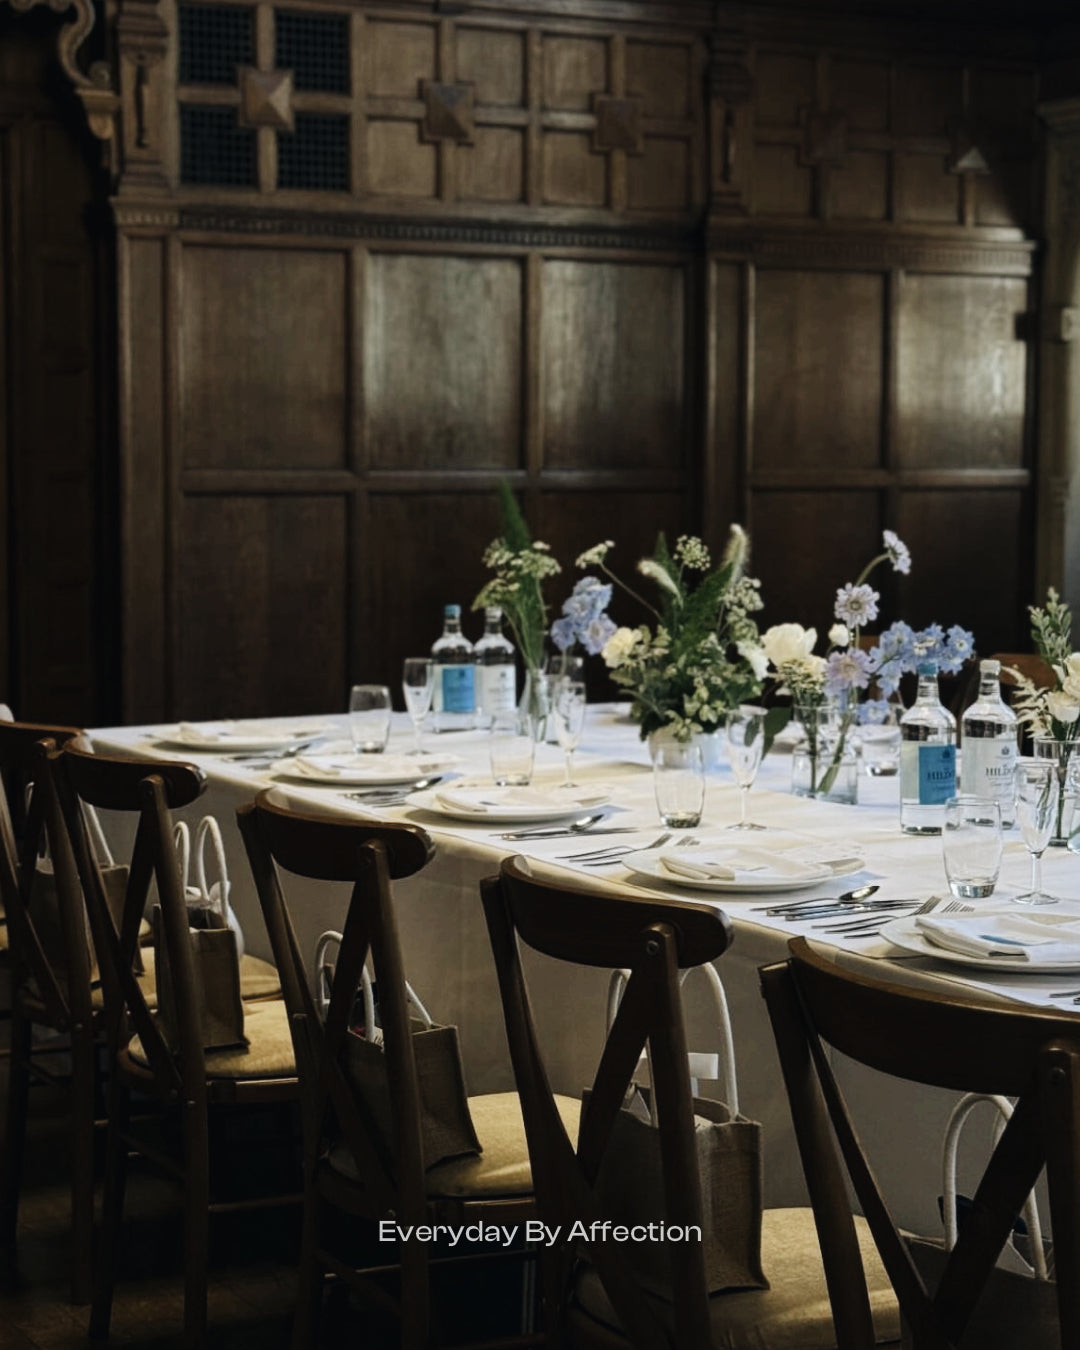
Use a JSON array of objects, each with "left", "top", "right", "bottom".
[
  {"left": 161, "top": 205, "right": 698, "bottom": 253},
  {"left": 707, "top": 229, "right": 1035, "bottom": 276}
]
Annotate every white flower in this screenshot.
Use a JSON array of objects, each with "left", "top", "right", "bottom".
[
  {"left": 1047, "top": 691, "right": 1080, "bottom": 725},
  {"left": 828, "top": 623, "right": 850, "bottom": 647},
  {"left": 721, "top": 523, "right": 749, "bottom": 572},
  {"left": 835, "top": 583, "right": 879, "bottom": 627},
  {"left": 602, "top": 626, "right": 639, "bottom": 669},
  {"left": 762, "top": 623, "right": 818, "bottom": 668},
  {"left": 1055, "top": 653, "right": 1080, "bottom": 686},
  {"left": 637, "top": 558, "right": 682, "bottom": 601},
  {"left": 576, "top": 540, "right": 613, "bottom": 568},
  {"left": 1062, "top": 673, "right": 1080, "bottom": 704},
  {"left": 737, "top": 640, "right": 770, "bottom": 680},
  {"left": 882, "top": 530, "right": 912, "bottom": 575},
  {"left": 674, "top": 536, "right": 711, "bottom": 571}
]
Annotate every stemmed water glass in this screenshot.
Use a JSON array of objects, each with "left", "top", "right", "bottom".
[
  {"left": 1014, "top": 759, "right": 1060, "bottom": 906},
  {"left": 401, "top": 658, "right": 435, "bottom": 756},
  {"left": 725, "top": 706, "right": 766, "bottom": 830},
  {"left": 551, "top": 679, "right": 587, "bottom": 789}
]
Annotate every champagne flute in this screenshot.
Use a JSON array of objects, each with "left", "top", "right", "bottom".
[
  {"left": 551, "top": 679, "right": 587, "bottom": 789},
  {"left": 1014, "top": 760, "right": 1060, "bottom": 906},
  {"left": 725, "top": 706, "right": 767, "bottom": 830},
  {"left": 402, "top": 658, "right": 435, "bottom": 756}
]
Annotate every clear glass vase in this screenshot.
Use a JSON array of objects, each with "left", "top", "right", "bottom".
[
  {"left": 519, "top": 668, "right": 551, "bottom": 744},
  {"left": 791, "top": 700, "right": 859, "bottom": 805},
  {"left": 1033, "top": 736, "right": 1080, "bottom": 846}
]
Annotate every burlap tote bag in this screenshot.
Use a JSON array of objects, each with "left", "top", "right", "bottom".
[
  {"left": 592, "top": 962, "right": 767, "bottom": 1300},
  {"left": 153, "top": 819, "right": 246, "bottom": 1053},
  {"left": 316, "top": 930, "right": 481, "bottom": 1172},
  {"left": 28, "top": 798, "right": 139, "bottom": 988},
  {"left": 902, "top": 1092, "right": 1059, "bottom": 1350}
]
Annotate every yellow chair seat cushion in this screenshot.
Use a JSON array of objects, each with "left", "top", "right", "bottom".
[
  {"left": 328, "top": 1091, "right": 580, "bottom": 1199},
  {"left": 128, "top": 996, "right": 296, "bottom": 1080},
  {"left": 90, "top": 949, "right": 281, "bottom": 1011},
  {"left": 0, "top": 920, "right": 7, "bottom": 952},
  {"left": 574, "top": 1206, "right": 900, "bottom": 1350}
]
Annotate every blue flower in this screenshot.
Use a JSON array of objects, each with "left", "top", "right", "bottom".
[
  {"left": 825, "top": 648, "right": 873, "bottom": 695},
  {"left": 551, "top": 578, "right": 615, "bottom": 652},
  {"left": 834, "top": 583, "right": 880, "bottom": 628},
  {"left": 940, "top": 624, "right": 976, "bottom": 675},
  {"left": 911, "top": 624, "right": 945, "bottom": 667},
  {"left": 857, "top": 698, "right": 893, "bottom": 725},
  {"left": 550, "top": 616, "right": 577, "bottom": 652}
]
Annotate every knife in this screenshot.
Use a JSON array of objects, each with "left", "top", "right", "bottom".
[{"left": 501, "top": 826, "right": 641, "bottom": 842}]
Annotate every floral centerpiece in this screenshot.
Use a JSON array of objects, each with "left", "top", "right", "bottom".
[
  {"left": 762, "top": 531, "right": 974, "bottom": 799},
  {"left": 576, "top": 527, "right": 768, "bottom": 741},
  {"left": 550, "top": 577, "right": 618, "bottom": 659},
  {"left": 1009, "top": 588, "right": 1080, "bottom": 844},
  {"left": 473, "top": 483, "right": 561, "bottom": 718}
]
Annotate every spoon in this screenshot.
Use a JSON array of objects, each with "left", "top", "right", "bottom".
[
  {"left": 346, "top": 775, "right": 444, "bottom": 800},
  {"left": 501, "top": 813, "right": 609, "bottom": 841},
  {"left": 755, "top": 884, "right": 880, "bottom": 915}
]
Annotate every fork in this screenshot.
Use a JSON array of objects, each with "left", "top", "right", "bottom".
[
  {"left": 818, "top": 897, "right": 970, "bottom": 936},
  {"left": 568, "top": 833, "right": 673, "bottom": 866}
]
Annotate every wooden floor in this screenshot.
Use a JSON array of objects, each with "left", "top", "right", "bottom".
[{"left": 0, "top": 1036, "right": 531, "bottom": 1349}]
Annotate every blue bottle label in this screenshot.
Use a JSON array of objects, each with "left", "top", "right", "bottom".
[
  {"left": 441, "top": 665, "right": 475, "bottom": 713},
  {"left": 918, "top": 745, "right": 956, "bottom": 805}
]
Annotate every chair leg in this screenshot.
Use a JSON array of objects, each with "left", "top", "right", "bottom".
[
  {"left": 69, "top": 1024, "right": 96, "bottom": 1305},
  {"left": 0, "top": 1003, "right": 32, "bottom": 1281},
  {"left": 182, "top": 1100, "right": 210, "bottom": 1350},
  {"left": 290, "top": 1188, "right": 324, "bottom": 1350},
  {"left": 399, "top": 1240, "right": 430, "bottom": 1350},
  {"left": 89, "top": 1078, "right": 131, "bottom": 1341}
]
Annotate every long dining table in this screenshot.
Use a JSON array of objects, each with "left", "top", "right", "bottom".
[{"left": 90, "top": 706, "right": 1080, "bottom": 1235}]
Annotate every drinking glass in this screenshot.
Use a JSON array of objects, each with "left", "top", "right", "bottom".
[
  {"left": 725, "top": 706, "right": 767, "bottom": 829},
  {"left": 1014, "top": 760, "right": 1060, "bottom": 906},
  {"left": 402, "top": 658, "right": 435, "bottom": 756},
  {"left": 652, "top": 738, "right": 705, "bottom": 829},
  {"left": 348, "top": 684, "right": 392, "bottom": 754},
  {"left": 489, "top": 709, "right": 535, "bottom": 786},
  {"left": 942, "top": 796, "right": 1002, "bottom": 899},
  {"left": 551, "top": 679, "right": 587, "bottom": 788},
  {"left": 858, "top": 709, "right": 901, "bottom": 777}
]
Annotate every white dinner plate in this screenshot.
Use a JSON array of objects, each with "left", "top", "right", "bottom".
[
  {"left": 154, "top": 721, "right": 330, "bottom": 752},
  {"left": 406, "top": 784, "right": 611, "bottom": 824},
  {"left": 618, "top": 832, "right": 864, "bottom": 894},
  {"left": 879, "top": 914, "right": 1080, "bottom": 972},
  {"left": 271, "top": 751, "right": 460, "bottom": 786}
]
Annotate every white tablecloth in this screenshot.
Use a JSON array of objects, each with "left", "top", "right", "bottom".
[{"left": 90, "top": 708, "right": 1080, "bottom": 1232}]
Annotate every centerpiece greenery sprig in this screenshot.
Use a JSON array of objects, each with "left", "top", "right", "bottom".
[
  {"left": 578, "top": 526, "right": 768, "bottom": 740},
  {"left": 472, "top": 482, "right": 561, "bottom": 675}
]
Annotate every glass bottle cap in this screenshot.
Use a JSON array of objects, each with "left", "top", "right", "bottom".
[
  {"left": 916, "top": 662, "right": 937, "bottom": 677},
  {"left": 444, "top": 604, "right": 461, "bottom": 618},
  {"left": 980, "top": 658, "right": 1000, "bottom": 676}
]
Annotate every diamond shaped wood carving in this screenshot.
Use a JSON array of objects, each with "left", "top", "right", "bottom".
[
  {"left": 238, "top": 68, "right": 294, "bottom": 132},
  {"left": 421, "top": 82, "right": 474, "bottom": 144},
  {"left": 592, "top": 95, "right": 644, "bottom": 155},
  {"left": 948, "top": 123, "right": 990, "bottom": 175}
]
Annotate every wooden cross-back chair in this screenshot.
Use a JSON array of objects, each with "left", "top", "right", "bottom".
[
  {"left": 761, "top": 937, "right": 1080, "bottom": 1350},
  {"left": 53, "top": 743, "right": 299, "bottom": 1349},
  {"left": 238, "top": 789, "right": 559, "bottom": 1350},
  {"left": 0, "top": 720, "right": 94, "bottom": 1303},
  {"left": 481, "top": 857, "right": 900, "bottom": 1350}
]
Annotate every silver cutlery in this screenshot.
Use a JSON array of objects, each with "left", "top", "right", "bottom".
[
  {"left": 502, "top": 813, "right": 608, "bottom": 841},
  {"left": 345, "top": 775, "right": 444, "bottom": 802},
  {"left": 786, "top": 899, "right": 918, "bottom": 923},
  {"left": 227, "top": 740, "right": 317, "bottom": 764},
  {"left": 755, "top": 884, "right": 880, "bottom": 916},
  {"left": 568, "top": 832, "right": 672, "bottom": 865},
  {"left": 816, "top": 897, "right": 970, "bottom": 937}
]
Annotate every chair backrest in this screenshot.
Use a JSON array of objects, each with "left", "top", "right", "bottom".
[
  {"left": 0, "top": 720, "right": 88, "bottom": 1027},
  {"left": 760, "top": 937, "right": 1080, "bottom": 1350},
  {"left": 237, "top": 790, "right": 435, "bottom": 1217},
  {"left": 54, "top": 741, "right": 208, "bottom": 1102},
  {"left": 480, "top": 855, "right": 734, "bottom": 1350}
]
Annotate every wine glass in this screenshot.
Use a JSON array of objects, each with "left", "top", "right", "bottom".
[
  {"left": 551, "top": 679, "right": 587, "bottom": 788},
  {"left": 402, "top": 658, "right": 435, "bottom": 756},
  {"left": 725, "top": 706, "right": 767, "bottom": 830},
  {"left": 1014, "top": 760, "right": 1060, "bottom": 906}
]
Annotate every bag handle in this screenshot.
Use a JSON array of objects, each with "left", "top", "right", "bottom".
[
  {"left": 942, "top": 1092, "right": 1048, "bottom": 1281},
  {"left": 194, "top": 815, "right": 229, "bottom": 919},
  {"left": 26, "top": 784, "right": 115, "bottom": 870},
  {"left": 314, "top": 929, "right": 433, "bottom": 1032},
  {"left": 606, "top": 960, "right": 738, "bottom": 1118},
  {"left": 173, "top": 821, "right": 191, "bottom": 893}
]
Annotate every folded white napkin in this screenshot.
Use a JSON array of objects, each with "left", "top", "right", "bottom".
[
  {"left": 175, "top": 719, "right": 306, "bottom": 745},
  {"left": 286, "top": 753, "right": 453, "bottom": 782},
  {"left": 657, "top": 847, "right": 831, "bottom": 884},
  {"left": 916, "top": 912, "right": 1080, "bottom": 962},
  {"left": 434, "top": 787, "right": 607, "bottom": 816}
]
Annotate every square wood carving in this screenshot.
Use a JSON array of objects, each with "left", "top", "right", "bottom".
[
  {"left": 421, "top": 82, "right": 475, "bottom": 144},
  {"left": 238, "top": 68, "right": 295, "bottom": 132},
  {"left": 592, "top": 95, "right": 644, "bottom": 155}
]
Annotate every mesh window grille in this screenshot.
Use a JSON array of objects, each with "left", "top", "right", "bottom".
[
  {"left": 180, "top": 106, "right": 258, "bottom": 186},
  {"left": 277, "top": 114, "right": 350, "bottom": 191},
  {"left": 178, "top": 4, "right": 254, "bottom": 85},
  {"left": 275, "top": 11, "right": 350, "bottom": 93}
]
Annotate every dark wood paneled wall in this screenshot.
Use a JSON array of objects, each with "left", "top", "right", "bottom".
[{"left": 99, "top": 0, "right": 1044, "bottom": 720}]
